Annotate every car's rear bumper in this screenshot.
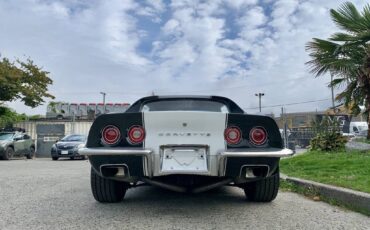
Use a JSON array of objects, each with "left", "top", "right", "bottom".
[
  {"left": 78, "top": 147, "right": 152, "bottom": 156},
  {"left": 78, "top": 147, "right": 293, "bottom": 157},
  {"left": 220, "top": 148, "right": 294, "bottom": 158},
  {"left": 79, "top": 147, "right": 293, "bottom": 180}
]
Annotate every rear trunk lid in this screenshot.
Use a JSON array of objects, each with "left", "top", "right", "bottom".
[{"left": 144, "top": 111, "right": 227, "bottom": 155}]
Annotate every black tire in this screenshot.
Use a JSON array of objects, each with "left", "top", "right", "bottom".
[
  {"left": 26, "top": 147, "right": 35, "bottom": 159},
  {"left": 244, "top": 169, "right": 280, "bottom": 202},
  {"left": 70, "top": 157, "right": 75, "bottom": 160},
  {"left": 3, "top": 147, "right": 14, "bottom": 160},
  {"left": 52, "top": 157, "right": 58, "bottom": 161},
  {"left": 90, "top": 167, "right": 128, "bottom": 203}
]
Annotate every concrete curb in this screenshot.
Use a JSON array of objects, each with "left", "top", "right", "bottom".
[{"left": 281, "top": 174, "right": 370, "bottom": 214}]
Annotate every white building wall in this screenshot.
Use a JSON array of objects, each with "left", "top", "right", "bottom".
[{"left": 16, "top": 121, "right": 93, "bottom": 139}]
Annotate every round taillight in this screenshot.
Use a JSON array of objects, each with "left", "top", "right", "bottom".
[
  {"left": 127, "top": 126, "right": 145, "bottom": 145},
  {"left": 101, "top": 125, "right": 121, "bottom": 145},
  {"left": 249, "top": 127, "right": 267, "bottom": 146},
  {"left": 224, "top": 126, "right": 242, "bottom": 145}
]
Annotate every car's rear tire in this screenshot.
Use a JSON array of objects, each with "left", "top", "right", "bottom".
[
  {"left": 90, "top": 167, "right": 128, "bottom": 203},
  {"left": 244, "top": 169, "right": 280, "bottom": 202},
  {"left": 26, "top": 147, "right": 35, "bottom": 159},
  {"left": 52, "top": 157, "right": 58, "bottom": 161},
  {"left": 3, "top": 147, "right": 14, "bottom": 160}
]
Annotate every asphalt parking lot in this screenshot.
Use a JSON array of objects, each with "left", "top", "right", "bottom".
[{"left": 0, "top": 159, "right": 369, "bottom": 230}]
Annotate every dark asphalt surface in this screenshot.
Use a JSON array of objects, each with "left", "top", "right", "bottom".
[{"left": 0, "top": 158, "right": 369, "bottom": 230}]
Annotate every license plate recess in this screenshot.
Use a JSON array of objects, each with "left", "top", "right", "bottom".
[{"left": 161, "top": 147, "right": 208, "bottom": 173}]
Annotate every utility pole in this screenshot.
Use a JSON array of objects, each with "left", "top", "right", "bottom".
[
  {"left": 330, "top": 73, "right": 335, "bottom": 113},
  {"left": 255, "top": 93, "right": 265, "bottom": 112},
  {"left": 281, "top": 107, "right": 289, "bottom": 149},
  {"left": 100, "top": 92, "right": 106, "bottom": 114},
  {"left": 100, "top": 92, "right": 106, "bottom": 104}
]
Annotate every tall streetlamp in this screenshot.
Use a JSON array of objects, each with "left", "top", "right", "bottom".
[
  {"left": 330, "top": 73, "right": 335, "bottom": 113},
  {"left": 255, "top": 93, "right": 265, "bottom": 112},
  {"left": 100, "top": 92, "right": 106, "bottom": 114},
  {"left": 100, "top": 92, "right": 106, "bottom": 104}
]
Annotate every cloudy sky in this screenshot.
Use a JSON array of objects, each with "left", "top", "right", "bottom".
[{"left": 1, "top": 0, "right": 367, "bottom": 116}]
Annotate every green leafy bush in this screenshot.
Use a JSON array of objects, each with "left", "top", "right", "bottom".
[
  {"left": 310, "top": 116, "right": 347, "bottom": 151},
  {"left": 310, "top": 132, "right": 347, "bottom": 151}
]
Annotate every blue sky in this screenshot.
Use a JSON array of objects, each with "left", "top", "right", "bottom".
[{"left": 0, "top": 0, "right": 368, "bottom": 115}]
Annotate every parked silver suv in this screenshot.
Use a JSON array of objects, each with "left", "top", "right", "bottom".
[{"left": 0, "top": 129, "right": 36, "bottom": 160}]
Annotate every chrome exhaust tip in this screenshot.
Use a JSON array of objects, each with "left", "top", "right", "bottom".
[
  {"left": 241, "top": 165, "right": 270, "bottom": 178},
  {"left": 100, "top": 164, "right": 129, "bottom": 178}
]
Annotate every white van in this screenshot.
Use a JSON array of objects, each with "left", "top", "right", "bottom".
[{"left": 350, "top": 122, "right": 368, "bottom": 136}]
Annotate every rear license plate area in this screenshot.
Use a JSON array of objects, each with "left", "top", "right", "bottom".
[{"left": 161, "top": 147, "right": 208, "bottom": 173}]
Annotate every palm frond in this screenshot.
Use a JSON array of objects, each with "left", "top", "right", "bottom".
[
  {"left": 355, "top": 30, "right": 370, "bottom": 44},
  {"left": 329, "top": 32, "right": 357, "bottom": 42},
  {"left": 328, "top": 78, "right": 347, "bottom": 88},
  {"left": 305, "top": 38, "right": 363, "bottom": 76},
  {"left": 305, "top": 38, "right": 340, "bottom": 54},
  {"left": 335, "top": 80, "right": 357, "bottom": 102},
  {"left": 361, "top": 4, "right": 370, "bottom": 26},
  {"left": 330, "top": 2, "right": 368, "bottom": 33}
]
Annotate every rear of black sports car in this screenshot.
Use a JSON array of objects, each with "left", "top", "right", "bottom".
[{"left": 79, "top": 96, "right": 293, "bottom": 203}]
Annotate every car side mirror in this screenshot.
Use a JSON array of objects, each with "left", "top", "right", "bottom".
[{"left": 14, "top": 137, "right": 22, "bottom": 141}]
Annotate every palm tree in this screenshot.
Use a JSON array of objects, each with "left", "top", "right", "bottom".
[{"left": 306, "top": 2, "right": 370, "bottom": 139}]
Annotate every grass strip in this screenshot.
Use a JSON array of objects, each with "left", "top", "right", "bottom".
[{"left": 280, "top": 150, "right": 370, "bottom": 193}]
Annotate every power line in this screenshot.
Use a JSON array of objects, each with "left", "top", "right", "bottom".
[{"left": 244, "top": 98, "right": 331, "bottom": 110}]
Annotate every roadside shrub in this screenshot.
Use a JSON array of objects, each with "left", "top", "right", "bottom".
[
  {"left": 310, "top": 116, "right": 347, "bottom": 151},
  {"left": 310, "top": 132, "right": 347, "bottom": 151}
]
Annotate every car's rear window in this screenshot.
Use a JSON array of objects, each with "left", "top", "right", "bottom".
[{"left": 141, "top": 99, "right": 229, "bottom": 112}]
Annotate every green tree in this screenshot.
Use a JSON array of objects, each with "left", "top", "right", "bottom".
[
  {"left": 0, "top": 57, "right": 54, "bottom": 107},
  {"left": 306, "top": 2, "right": 370, "bottom": 139},
  {"left": 0, "top": 107, "right": 26, "bottom": 128}
]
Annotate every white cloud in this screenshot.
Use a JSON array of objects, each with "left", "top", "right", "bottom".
[
  {"left": 224, "top": 0, "right": 258, "bottom": 9},
  {"left": 0, "top": 0, "right": 367, "bottom": 116}
]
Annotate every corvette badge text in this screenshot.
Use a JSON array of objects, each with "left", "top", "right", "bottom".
[{"left": 158, "top": 132, "right": 211, "bottom": 137}]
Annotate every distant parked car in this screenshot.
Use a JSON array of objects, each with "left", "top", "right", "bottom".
[
  {"left": 51, "top": 134, "right": 87, "bottom": 160},
  {"left": 0, "top": 129, "right": 36, "bottom": 160}
]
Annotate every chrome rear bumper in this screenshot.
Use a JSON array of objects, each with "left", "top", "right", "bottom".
[
  {"left": 220, "top": 148, "right": 294, "bottom": 158},
  {"left": 218, "top": 148, "right": 293, "bottom": 176},
  {"left": 79, "top": 147, "right": 293, "bottom": 177},
  {"left": 79, "top": 147, "right": 293, "bottom": 157},
  {"left": 78, "top": 147, "right": 152, "bottom": 156}
]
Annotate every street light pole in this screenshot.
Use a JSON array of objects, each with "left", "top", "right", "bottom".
[
  {"left": 100, "top": 92, "right": 106, "bottom": 114},
  {"left": 330, "top": 73, "right": 335, "bottom": 113},
  {"left": 100, "top": 92, "right": 106, "bottom": 104},
  {"left": 255, "top": 93, "right": 265, "bottom": 112}
]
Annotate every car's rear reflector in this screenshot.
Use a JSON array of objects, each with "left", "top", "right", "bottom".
[
  {"left": 101, "top": 125, "right": 121, "bottom": 146},
  {"left": 224, "top": 126, "right": 242, "bottom": 145}
]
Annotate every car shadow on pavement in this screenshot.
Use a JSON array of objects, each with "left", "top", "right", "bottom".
[{"left": 90, "top": 185, "right": 271, "bottom": 218}]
